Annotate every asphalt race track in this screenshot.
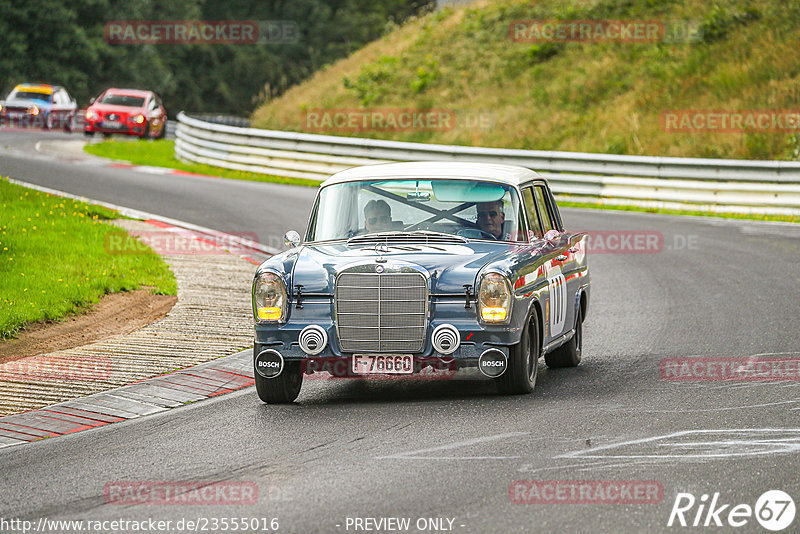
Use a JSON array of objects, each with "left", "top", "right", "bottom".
[
  {"left": 2, "top": 130, "right": 800, "bottom": 533},
  {"left": 0, "top": 130, "right": 313, "bottom": 249}
]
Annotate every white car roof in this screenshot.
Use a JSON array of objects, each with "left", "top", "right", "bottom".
[{"left": 320, "top": 161, "right": 543, "bottom": 187}]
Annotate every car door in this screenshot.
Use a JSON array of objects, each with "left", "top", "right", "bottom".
[
  {"left": 531, "top": 183, "right": 574, "bottom": 341},
  {"left": 540, "top": 183, "right": 586, "bottom": 337},
  {"left": 520, "top": 184, "right": 562, "bottom": 345}
]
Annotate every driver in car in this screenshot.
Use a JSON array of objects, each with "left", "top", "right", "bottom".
[
  {"left": 476, "top": 200, "right": 506, "bottom": 240},
  {"left": 364, "top": 199, "right": 393, "bottom": 233}
]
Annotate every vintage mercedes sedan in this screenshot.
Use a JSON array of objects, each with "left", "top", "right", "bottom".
[{"left": 252, "top": 162, "right": 590, "bottom": 403}]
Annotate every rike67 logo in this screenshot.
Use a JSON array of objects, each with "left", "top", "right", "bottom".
[{"left": 668, "top": 490, "right": 795, "bottom": 531}]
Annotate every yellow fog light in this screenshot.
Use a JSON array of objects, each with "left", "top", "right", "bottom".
[
  {"left": 257, "top": 306, "right": 282, "bottom": 321},
  {"left": 481, "top": 307, "right": 508, "bottom": 322}
]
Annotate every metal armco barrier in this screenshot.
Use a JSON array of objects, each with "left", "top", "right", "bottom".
[{"left": 175, "top": 112, "right": 800, "bottom": 215}]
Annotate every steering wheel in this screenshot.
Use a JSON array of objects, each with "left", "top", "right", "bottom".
[{"left": 456, "top": 228, "right": 497, "bottom": 240}]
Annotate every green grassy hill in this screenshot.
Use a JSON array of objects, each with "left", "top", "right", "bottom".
[{"left": 251, "top": 0, "right": 800, "bottom": 160}]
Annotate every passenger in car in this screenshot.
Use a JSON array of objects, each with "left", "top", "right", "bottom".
[
  {"left": 476, "top": 200, "right": 506, "bottom": 240},
  {"left": 364, "top": 199, "right": 393, "bottom": 233}
]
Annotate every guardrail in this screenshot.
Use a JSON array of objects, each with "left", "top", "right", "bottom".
[{"left": 175, "top": 112, "right": 800, "bottom": 215}]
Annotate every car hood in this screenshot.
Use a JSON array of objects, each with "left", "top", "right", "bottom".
[
  {"left": 88, "top": 104, "right": 145, "bottom": 114},
  {"left": 263, "top": 240, "right": 532, "bottom": 294}
]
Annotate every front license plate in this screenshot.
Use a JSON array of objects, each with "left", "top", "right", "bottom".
[
  {"left": 103, "top": 120, "right": 123, "bottom": 129},
  {"left": 352, "top": 354, "right": 413, "bottom": 374}
]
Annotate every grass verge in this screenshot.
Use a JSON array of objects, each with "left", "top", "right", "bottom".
[
  {"left": 83, "top": 139, "right": 321, "bottom": 187},
  {"left": 0, "top": 178, "right": 177, "bottom": 340}
]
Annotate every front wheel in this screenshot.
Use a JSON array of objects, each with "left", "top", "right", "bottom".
[
  {"left": 496, "top": 312, "right": 539, "bottom": 395},
  {"left": 139, "top": 122, "right": 150, "bottom": 140},
  {"left": 545, "top": 307, "right": 583, "bottom": 368},
  {"left": 255, "top": 360, "right": 303, "bottom": 404}
]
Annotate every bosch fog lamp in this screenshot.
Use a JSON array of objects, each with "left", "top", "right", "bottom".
[
  {"left": 478, "top": 272, "right": 512, "bottom": 322},
  {"left": 253, "top": 271, "right": 287, "bottom": 323}
]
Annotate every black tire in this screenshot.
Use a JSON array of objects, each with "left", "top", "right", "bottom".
[
  {"left": 84, "top": 130, "right": 94, "bottom": 137},
  {"left": 139, "top": 122, "right": 150, "bottom": 140},
  {"left": 156, "top": 120, "right": 167, "bottom": 139},
  {"left": 102, "top": 132, "right": 112, "bottom": 139},
  {"left": 43, "top": 113, "right": 55, "bottom": 130},
  {"left": 496, "top": 312, "right": 539, "bottom": 395},
  {"left": 545, "top": 307, "right": 583, "bottom": 368},
  {"left": 255, "top": 360, "right": 303, "bottom": 404}
]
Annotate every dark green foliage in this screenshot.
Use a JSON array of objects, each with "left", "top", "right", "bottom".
[
  {"left": 698, "top": 4, "right": 761, "bottom": 43},
  {"left": 0, "top": 0, "right": 433, "bottom": 116}
]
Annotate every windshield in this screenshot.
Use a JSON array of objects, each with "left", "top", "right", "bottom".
[
  {"left": 7, "top": 90, "right": 52, "bottom": 102},
  {"left": 307, "top": 179, "right": 527, "bottom": 243},
  {"left": 97, "top": 94, "right": 145, "bottom": 107}
]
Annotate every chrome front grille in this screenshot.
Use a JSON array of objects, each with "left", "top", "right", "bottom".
[{"left": 335, "top": 270, "right": 427, "bottom": 353}]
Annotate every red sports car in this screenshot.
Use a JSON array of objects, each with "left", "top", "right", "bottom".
[{"left": 84, "top": 88, "right": 167, "bottom": 139}]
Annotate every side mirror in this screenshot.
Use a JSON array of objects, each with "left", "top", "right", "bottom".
[
  {"left": 543, "top": 229, "right": 560, "bottom": 244},
  {"left": 284, "top": 230, "right": 301, "bottom": 248},
  {"left": 89, "top": 97, "right": 96, "bottom": 105}
]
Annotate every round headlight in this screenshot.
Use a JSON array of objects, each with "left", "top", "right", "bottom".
[
  {"left": 253, "top": 271, "right": 287, "bottom": 322},
  {"left": 478, "top": 272, "right": 512, "bottom": 322}
]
